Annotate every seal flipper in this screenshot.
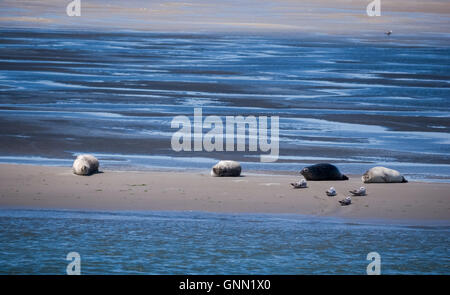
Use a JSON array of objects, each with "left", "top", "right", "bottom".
[
  {"left": 342, "top": 174, "right": 349, "bottom": 180},
  {"left": 402, "top": 176, "right": 408, "bottom": 183}
]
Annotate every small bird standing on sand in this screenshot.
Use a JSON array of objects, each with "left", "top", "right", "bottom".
[
  {"left": 291, "top": 179, "right": 307, "bottom": 189},
  {"left": 385, "top": 30, "right": 392, "bottom": 36},
  {"left": 349, "top": 187, "right": 366, "bottom": 196},
  {"left": 326, "top": 187, "right": 337, "bottom": 197},
  {"left": 339, "top": 196, "right": 352, "bottom": 206}
]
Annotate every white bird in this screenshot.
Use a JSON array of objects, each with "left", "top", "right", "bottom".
[
  {"left": 349, "top": 187, "right": 366, "bottom": 196},
  {"left": 339, "top": 196, "right": 352, "bottom": 206},
  {"left": 326, "top": 186, "right": 337, "bottom": 197},
  {"left": 291, "top": 179, "right": 307, "bottom": 189},
  {"left": 385, "top": 30, "right": 392, "bottom": 36}
]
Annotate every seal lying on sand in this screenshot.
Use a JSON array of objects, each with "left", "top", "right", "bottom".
[
  {"left": 362, "top": 167, "right": 407, "bottom": 183},
  {"left": 72, "top": 154, "right": 99, "bottom": 176},
  {"left": 211, "top": 160, "right": 241, "bottom": 177},
  {"left": 300, "top": 163, "right": 348, "bottom": 181}
]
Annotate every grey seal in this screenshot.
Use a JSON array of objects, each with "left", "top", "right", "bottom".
[
  {"left": 362, "top": 166, "right": 407, "bottom": 183},
  {"left": 300, "top": 163, "right": 348, "bottom": 181},
  {"left": 72, "top": 154, "right": 99, "bottom": 176},
  {"left": 211, "top": 160, "right": 241, "bottom": 177}
]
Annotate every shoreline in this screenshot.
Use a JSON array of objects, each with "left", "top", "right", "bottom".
[
  {"left": 1, "top": 159, "right": 449, "bottom": 183},
  {"left": 1, "top": 206, "right": 449, "bottom": 227},
  {"left": 1, "top": 163, "right": 449, "bottom": 223}
]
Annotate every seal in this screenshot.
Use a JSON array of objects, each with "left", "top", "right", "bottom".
[
  {"left": 211, "top": 160, "right": 241, "bottom": 177},
  {"left": 300, "top": 163, "right": 348, "bottom": 181},
  {"left": 72, "top": 154, "right": 99, "bottom": 176},
  {"left": 362, "top": 166, "right": 408, "bottom": 183}
]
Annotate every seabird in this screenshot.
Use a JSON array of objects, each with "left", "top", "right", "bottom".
[
  {"left": 349, "top": 187, "right": 366, "bottom": 196},
  {"left": 326, "top": 187, "right": 337, "bottom": 197},
  {"left": 291, "top": 179, "right": 307, "bottom": 189}
]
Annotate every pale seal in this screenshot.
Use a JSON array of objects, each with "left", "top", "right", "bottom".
[
  {"left": 211, "top": 160, "right": 241, "bottom": 177},
  {"left": 300, "top": 163, "right": 348, "bottom": 181},
  {"left": 72, "top": 154, "right": 99, "bottom": 176},
  {"left": 362, "top": 166, "right": 407, "bottom": 183}
]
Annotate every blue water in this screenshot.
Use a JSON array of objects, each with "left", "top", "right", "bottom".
[{"left": 0, "top": 209, "right": 448, "bottom": 274}]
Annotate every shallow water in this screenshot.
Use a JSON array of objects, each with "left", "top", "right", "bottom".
[
  {"left": 0, "top": 29, "right": 449, "bottom": 181},
  {"left": 0, "top": 209, "right": 448, "bottom": 274}
]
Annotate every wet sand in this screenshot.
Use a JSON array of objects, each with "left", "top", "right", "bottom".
[{"left": 0, "top": 164, "right": 448, "bottom": 222}]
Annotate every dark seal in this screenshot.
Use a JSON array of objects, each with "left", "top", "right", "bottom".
[{"left": 300, "top": 163, "right": 348, "bottom": 181}]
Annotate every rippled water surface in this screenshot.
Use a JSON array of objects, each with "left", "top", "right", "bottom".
[
  {"left": 0, "top": 209, "right": 448, "bottom": 274},
  {"left": 0, "top": 29, "right": 449, "bottom": 181}
]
